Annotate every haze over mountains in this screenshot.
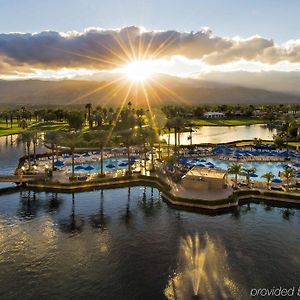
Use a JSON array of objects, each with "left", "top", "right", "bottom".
[{"left": 0, "top": 72, "right": 299, "bottom": 107}]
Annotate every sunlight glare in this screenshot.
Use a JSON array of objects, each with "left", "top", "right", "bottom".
[{"left": 122, "top": 60, "right": 154, "bottom": 82}]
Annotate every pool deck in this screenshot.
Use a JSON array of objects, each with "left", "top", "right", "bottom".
[{"left": 7, "top": 171, "right": 295, "bottom": 211}]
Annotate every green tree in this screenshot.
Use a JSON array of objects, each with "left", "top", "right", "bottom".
[
  {"left": 228, "top": 163, "right": 243, "bottom": 188},
  {"left": 84, "top": 130, "right": 107, "bottom": 175},
  {"left": 18, "top": 131, "right": 33, "bottom": 169},
  {"left": 242, "top": 167, "right": 256, "bottom": 187},
  {"left": 282, "top": 167, "right": 295, "bottom": 191},
  {"left": 66, "top": 111, "right": 84, "bottom": 131},
  {"left": 85, "top": 103, "right": 93, "bottom": 129},
  {"left": 261, "top": 172, "right": 275, "bottom": 189},
  {"left": 61, "top": 132, "right": 80, "bottom": 178},
  {"left": 45, "top": 131, "right": 61, "bottom": 170}
]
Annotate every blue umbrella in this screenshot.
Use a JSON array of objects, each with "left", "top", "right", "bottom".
[
  {"left": 54, "top": 160, "right": 65, "bottom": 167},
  {"left": 249, "top": 173, "right": 258, "bottom": 178},
  {"left": 196, "top": 163, "right": 205, "bottom": 167},
  {"left": 85, "top": 165, "right": 94, "bottom": 171},
  {"left": 272, "top": 178, "right": 282, "bottom": 183},
  {"left": 118, "top": 162, "right": 128, "bottom": 167},
  {"left": 82, "top": 153, "right": 90, "bottom": 157},
  {"left": 75, "top": 165, "right": 85, "bottom": 170},
  {"left": 200, "top": 159, "right": 206, "bottom": 162},
  {"left": 293, "top": 163, "right": 300, "bottom": 168},
  {"left": 206, "top": 162, "right": 215, "bottom": 167},
  {"left": 106, "top": 164, "right": 115, "bottom": 169},
  {"left": 296, "top": 173, "right": 300, "bottom": 178}
]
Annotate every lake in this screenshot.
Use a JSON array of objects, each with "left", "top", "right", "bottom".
[
  {"left": 0, "top": 187, "right": 299, "bottom": 299},
  {"left": 163, "top": 124, "right": 277, "bottom": 145}
]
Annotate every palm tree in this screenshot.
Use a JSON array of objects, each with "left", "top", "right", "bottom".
[
  {"left": 85, "top": 103, "right": 92, "bottom": 129},
  {"left": 242, "top": 167, "right": 256, "bottom": 187},
  {"left": 143, "top": 127, "right": 158, "bottom": 171},
  {"left": 282, "top": 167, "right": 296, "bottom": 191},
  {"left": 228, "top": 163, "right": 243, "bottom": 188},
  {"left": 261, "top": 172, "right": 275, "bottom": 189},
  {"left": 61, "top": 132, "right": 79, "bottom": 178},
  {"left": 165, "top": 119, "right": 173, "bottom": 159},
  {"left": 84, "top": 130, "right": 107, "bottom": 175},
  {"left": 120, "top": 129, "right": 136, "bottom": 175},
  {"left": 18, "top": 131, "right": 33, "bottom": 169},
  {"left": 31, "top": 130, "right": 40, "bottom": 161},
  {"left": 45, "top": 131, "right": 61, "bottom": 170}
]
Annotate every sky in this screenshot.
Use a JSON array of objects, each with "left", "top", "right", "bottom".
[{"left": 0, "top": 0, "right": 300, "bottom": 81}]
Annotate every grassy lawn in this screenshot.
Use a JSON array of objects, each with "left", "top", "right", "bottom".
[
  {"left": 188, "top": 118, "right": 268, "bottom": 126},
  {"left": 0, "top": 120, "right": 69, "bottom": 137}
]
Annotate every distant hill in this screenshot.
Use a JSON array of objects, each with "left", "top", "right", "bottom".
[{"left": 0, "top": 77, "right": 299, "bottom": 107}]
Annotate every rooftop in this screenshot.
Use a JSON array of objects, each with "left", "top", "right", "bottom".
[{"left": 184, "top": 167, "right": 227, "bottom": 179}]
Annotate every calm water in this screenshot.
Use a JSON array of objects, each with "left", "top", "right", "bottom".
[
  {"left": 164, "top": 124, "right": 277, "bottom": 145},
  {"left": 0, "top": 135, "right": 46, "bottom": 176},
  {"left": 0, "top": 187, "right": 299, "bottom": 299}
]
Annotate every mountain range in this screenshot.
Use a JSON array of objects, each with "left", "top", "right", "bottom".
[{"left": 0, "top": 74, "right": 299, "bottom": 107}]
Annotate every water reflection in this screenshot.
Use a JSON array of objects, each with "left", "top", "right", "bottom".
[
  {"left": 138, "top": 186, "right": 162, "bottom": 217},
  {"left": 59, "top": 193, "right": 85, "bottom": 234},
  {"left": 0, "top": 187, "right": 299, "bottom": 300},
  {"left": 164, "top": 124, "right": 277, "bottom": 145},
  {"left": 17, "top": 190, "right": 40, "bottom": 220},
  {"left": 89, "top": 189, "right": 110, "bottom": 231}
]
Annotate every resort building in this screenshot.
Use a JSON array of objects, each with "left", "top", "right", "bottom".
[
  {"left": 181, "top": 167, "right": 227, "bottom": 190},
  {"left": 203, "top": 111, "right": 225, "bottom": 118}
]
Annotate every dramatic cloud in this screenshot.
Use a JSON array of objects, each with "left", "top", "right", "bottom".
[{"left": 0, "top": 26, "right": 300, "bottom": 75}]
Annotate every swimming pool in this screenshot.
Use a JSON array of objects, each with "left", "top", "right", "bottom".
[
  {"left": 65, "top": 157, "right": 137, "bottom": 173},
  {"left": 179, "top": 157, "right": 299, "bottom": 182}
]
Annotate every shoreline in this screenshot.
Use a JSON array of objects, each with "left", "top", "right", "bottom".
[{"left": 1, "top": 175, "right": 299, "bottom": 211}]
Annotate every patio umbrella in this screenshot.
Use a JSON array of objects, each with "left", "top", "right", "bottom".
[
  {"left": 249, "top": 173, "right": 258, "bottom": 178},
  {"left": 106, "top": 164, "right": 116, "bottom": 169},
  {"left": 118, "top": 162, "right": 128, "bottom": 167},
  {"left": 206, "top": 162, "right": 215, "bottom": 167},
  {"left": 54, "top": 160, "right": 65, "bottom": 167},
  {"left": 196, "top": 163, "right": 205, "bottom": 168},
  {"left": 75, "top": 165, "right": 85, "bottom": 170},
  {"left": 272, "top": 178, "right": 282, "bottom": 183},
  {"left": 85, "top": 165, "right": 94, "bottom": 171}
]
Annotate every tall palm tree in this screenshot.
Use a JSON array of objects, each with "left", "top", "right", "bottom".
[
  {"left": 165, "top": 119, "right": 173, "bottom": 159},
  {"left": 31, "top": 130, "right": 40, "bottom": 161},
  {"left": 261, "top": 172, "right": 275, "bottom": 189},
  {"left": 120, "top": 129, "right": 136, "bottom": 175},
  {"left": 61, "top": 132, "right": 79, "bottom": 178},
  {"left": 144, "top": 127, "right": 158, "bottom": 171},
  {"left": 84, "top": 130, "right": 107, "bottom": 176},
  {"left": 18, "top": 131, "right": 33, "bottom": 169},
  {"left": 45, "top": 131, "right": 61, "bottom": 170},
  {"left": 228, "top": 163, "right": 243, "bottom": 188},
  {"left": 85, "top": 103, "right": 92, "bottom": 129},
  {"left": 242, "top": 167, "right": 256, "bottom": 187},
  {"left": 282, "top": 167, "right": 296, "bottom": 191}
]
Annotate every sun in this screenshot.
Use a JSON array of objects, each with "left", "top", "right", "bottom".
[{"left": 121, "top": 60, "right": 154, "bottom": 82}]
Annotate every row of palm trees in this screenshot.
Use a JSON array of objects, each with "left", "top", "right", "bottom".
[
  {"left": 18, "top": 126, "right": 160, "bottom": 178},
  {"left": 228, "top": 163, "right": 296, "bottom": 190}
]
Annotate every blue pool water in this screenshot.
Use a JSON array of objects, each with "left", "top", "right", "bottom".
[{"left": 182, "top": 157, "right": 299, "bottom": 182}]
